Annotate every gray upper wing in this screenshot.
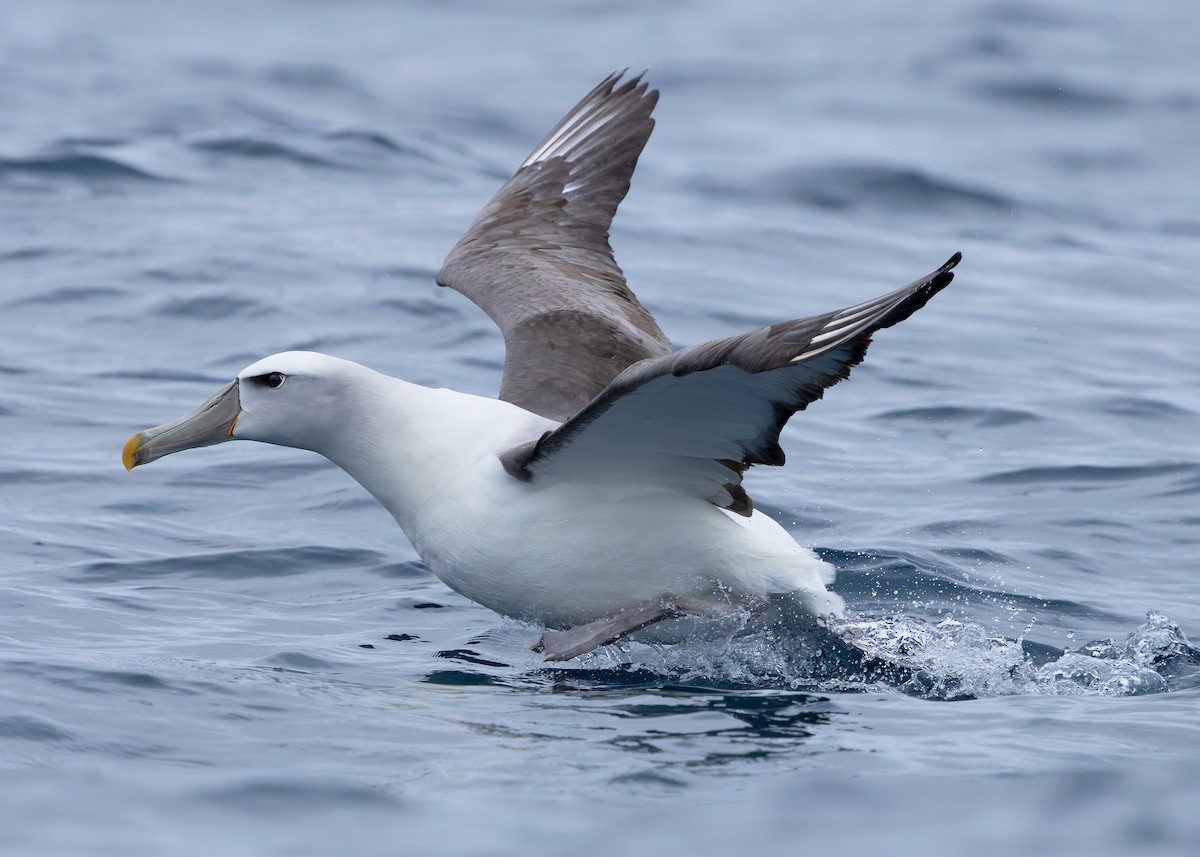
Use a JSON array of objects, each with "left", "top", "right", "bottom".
[
  {"left": 500, "top": 253, "right": 961, "bottom": 515},
  {"left": 437, "top": 71, "right": 672, "bottom": 421}
]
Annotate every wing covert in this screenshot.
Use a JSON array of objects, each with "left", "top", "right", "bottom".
[
  {"left": 500, "top": 253, "right": 961, "bottom": 515},
  {"left": 437, "top": 71, "right": 672, "bottom": 421}
]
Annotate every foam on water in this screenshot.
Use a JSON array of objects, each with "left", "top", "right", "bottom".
[
  {"left": 531, "top": 610, "right": 1199, "bottom": 702},
  {"left": 841, "top": 611, "right": 1198, "bottom": 699}
]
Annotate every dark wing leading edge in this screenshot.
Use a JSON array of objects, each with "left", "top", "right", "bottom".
[
  {"left": 501, "top": 253, "right": 961, "bottom": 516},
  {"left": 437, "top": 71, "right": 672, "bottom": 422}
]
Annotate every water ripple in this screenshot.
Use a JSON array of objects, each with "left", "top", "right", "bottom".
[
  {"left": 0, "top": 152, "right": 168, "bottom": 183},
  {"left": 874, "top": 405, "right": 1041, "bottom": 427},
  {"left": 152, "top": 294, "right": 273, "bottom": 321},
  {"left": 971, "top": 77, "right": 1130, "bottom": 111},
  {"left": 262, "top": 63, "right": 368, "bottom": 95},
  {"left": 0, "top": 715, "right": 74, "bottom": 742},
  {"left": 823, "top": 547, "right": 1118, "bottom": 621},
  {"left": 188, "top": 136, "right": 344, "bottom": 169},
  {"left": 199, "top": 779, "right": 400, "bottom": 812},
  {"left": 2, "top": 285, "right": 125, "bottom": 308},
  {"left": 730, "top": 165, "right": 1015, "bottom": 214},
  {"left": 323, "top": 128, "right": 435, "bottom": 161},
  {"left": 1092, "top": 396, "right": 1195, "bottom": 419},
  {"left": 977, "top": 462, "right": 1199, "bottom": 487},
  {"left": 70, "top": 546, "right": 388, "bottom": 582}
]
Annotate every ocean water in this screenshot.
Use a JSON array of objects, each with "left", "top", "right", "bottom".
[{"left": 2, "top": 0, "right": 1199, "bottom": 854}]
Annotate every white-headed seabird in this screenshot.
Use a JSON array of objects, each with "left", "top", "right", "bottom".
[{"left": 123, "top": 72, "right": 960, "bottom": 661}]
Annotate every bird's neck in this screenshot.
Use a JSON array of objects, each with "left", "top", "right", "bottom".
[{"left": 317, "top": 373, "right": 548, "bottom": 537}]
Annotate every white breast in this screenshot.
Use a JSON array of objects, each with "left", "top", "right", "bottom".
[{"left": 407, "top": 454, "right": 843, "bottom": 630}]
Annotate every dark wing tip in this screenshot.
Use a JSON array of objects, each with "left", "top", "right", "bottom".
[
  {"left": 519, "top": 69, "right": 658, "bottom": 168},
  {"left": 607, "top": 67, "right": 654, "bottom": 94},
  {"left": 876, "top": 251, "right": 961, "bottom": 330}
]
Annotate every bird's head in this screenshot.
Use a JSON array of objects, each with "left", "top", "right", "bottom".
[{"left": 122, "top": 351, "right": 362, "bottom": 470}]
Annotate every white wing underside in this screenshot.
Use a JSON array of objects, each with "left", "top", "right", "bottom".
[
  {"left": 524, "top": 365, "right": 788, "bottom": 507},
  {"left": 501, "top": 253, "right": 961, "bottom": 515}
]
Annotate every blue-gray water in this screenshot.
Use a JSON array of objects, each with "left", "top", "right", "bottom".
[{"left": 2, "top": 1, "right": 1199, "bottom": 854}]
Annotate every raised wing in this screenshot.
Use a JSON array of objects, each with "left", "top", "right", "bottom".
[
  {"left": 437, "top": 71, "right": 672, "bottom": 421},
  {"left": 500, "top": 253, "right": 961, "bottom": 515}
]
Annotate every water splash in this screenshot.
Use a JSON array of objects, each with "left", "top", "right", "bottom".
[
  {"left": 577, "top": 612, "right": 1200, "bottom": 701},
  {"left": 829, "top": 611, "right": 1197, "bottom": 699}
]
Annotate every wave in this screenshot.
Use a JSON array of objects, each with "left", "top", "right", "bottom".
[
  {"left": 323, "top": 129, "right": 433, "bottom": 161},
  {"left": 3, "top": 659, "right": 203, "bottom": 700},
  {"left": 0, "top": 715, "right": 73, "bottom": 743},
  {"left": 714, "top": 164, "right": 1016, "bottom": 215},
  {"left": 977, "top": 462, "right": 1200, "bottom": 486},
  {"left": 0, "top": 246, "right": 60, "bottom": 262},
  {"left": 0, "top": 153, "right": 167, "bottom": 182},
  {"left": 197, "top": 778, "right": 398, "bottom": 811},
  {"left": 509, "top": 612, "right": 1199, "bottom": 702},
  {"left": 151, "top": 294, "right": 273, "bottom": 321},
  {"left": 423, "top": 670, "right": 506, "bottom": 687},
  {"left": 3, "top": 285, "right": 125, "bottom": 308},
  {"left": 971, "top": 77, "right": 1130, "bottom": 111},
  {"left": 820, "top": 546, "right": 1116, "bottom": 621},
  {"left": 262, "top": 62, "right": 367, "bottom": 95},
  {"left": 836, "top": 611, "right": 1198, "bottom": 699},
  {"left": 98, "top": 368, "right": 226, "bottom": 383},
  {"left": 874, "top": 405, "right": 1041, "bottom": 427},
  {"left": 1092, "top": 396, "right": 1195, "bottom": 419},
  {"left": 259, "top": 651, "right": 342, "bottom": 671},
  {"left": 188, "top": 136, "right": 343, "bottom": 169},
  {"left": 137, "top": 267, "right": 222, "bottom": 285},
  {"left": 69, "top": 545, "right": 389, "bottom": 583}
]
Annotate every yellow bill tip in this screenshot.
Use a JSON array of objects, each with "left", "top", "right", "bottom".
[{"left": 122, "top": 433, "right": 145, "bottom": 472}]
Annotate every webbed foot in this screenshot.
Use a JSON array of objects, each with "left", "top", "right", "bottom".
[{"left": 532, "top": 596, "right": 711, "bottom": 662}]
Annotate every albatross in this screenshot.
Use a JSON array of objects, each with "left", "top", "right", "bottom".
[{"left": 123, "top": 71, "right": 960, "bottom": 662}]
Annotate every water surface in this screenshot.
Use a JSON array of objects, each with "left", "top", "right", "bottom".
[{"left": 2, "top": 1, "right": 1199, "bottom": 854}]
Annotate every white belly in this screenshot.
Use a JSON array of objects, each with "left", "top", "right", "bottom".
[{"left": 405, "top": 456, "right": 844, "bottom": 630}]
